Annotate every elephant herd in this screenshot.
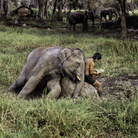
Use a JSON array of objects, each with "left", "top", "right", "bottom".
[
  {"left": 67, "top": 7, "right": 120, "bottom": 31},
  {"left": 8, "top": 46, "right": 99, "bottom": 100},
  {"left": 13, "top": 5, "right": 120, "bottom": 32}
]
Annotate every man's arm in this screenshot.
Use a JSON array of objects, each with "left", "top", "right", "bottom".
[{"left": 89, "top": 61, "right": 97, "bottom": 75}]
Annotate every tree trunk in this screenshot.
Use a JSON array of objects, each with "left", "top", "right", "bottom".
[
  {"left": 52, "top": 0, "right": 57, "bottom": 21},
  {"left": 57, "top": 0, "right": 63, "bottom": 21},
  {"left": 38, "top": 0, "right": 45, "bottom": 20},
  {"left": 121, "top": 12, "right": 127, "bottom": 39},
  {"left": 0, "top": 0, "right": 5, "bottom": 18},
  {"left": 5, "top": 0, "right": 11, "bottom": 17},
  {"left": 118, "top": 0, "right": 127, "bottom": 39},
  {"left": 44, "top": 0, "right": 48, "bottom": 18}
]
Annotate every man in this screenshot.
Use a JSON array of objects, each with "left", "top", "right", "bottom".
[{"left": 85, "top": 53, "right": 103, "bottom": 98}]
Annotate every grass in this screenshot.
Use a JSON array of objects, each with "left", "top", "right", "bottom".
[
  {"left": 0, "top": 23, "right": 138, "bottom": 137},
  {"left": 0, "top": 93, "right": 137, "bottom": 137}
]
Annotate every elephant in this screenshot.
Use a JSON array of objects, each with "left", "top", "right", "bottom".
[
  {"left": 8, "top": 46, "right": 85, "bottom": 99},
  {"left": 60, "top": 77, "right": 99, "bottom": 99},
  {"left": 68, "top": 11, "right": 94, "bottom": 31},
  {"left": 100, "top": 7, "right": 119, "bottom": 21}
]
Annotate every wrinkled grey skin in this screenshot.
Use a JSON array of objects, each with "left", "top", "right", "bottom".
[
  {"left": 8, "top": 46, "right": 85, "bottom": 99},
  {"left": 100, "top": 7, "right": 119, "bottom": 21},
  {"left": 60, "top": 77, "right": 99, "bottom": 99},
  {"left": 68, "top": 11, "right": 94, "bottom": 31}
]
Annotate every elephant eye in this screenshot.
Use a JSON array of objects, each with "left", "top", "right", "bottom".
[{"left": 76, "top": 62, "right": 80, "bottom": 68}]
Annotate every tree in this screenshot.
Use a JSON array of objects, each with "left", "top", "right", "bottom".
[
  {"left": 118, "top": 0, "right": 127, "bottom": 39},
  {"left": 52, "top": 0, "right": 57, "bottom": 21},
  {"left": 38, "top": 0, "right": 56, "bottom": 21},
  {"left": 0, "top": 0, "right": 5, "bottom": 18},
  {"left": 5, "top": 0, "right": 11, "bottom": 17},
  {"left": 38, "top": 0, "right": 45, "bottom": 20},
  {"left": 0, "top": 0, "right": 11, "bottom": 18},
  {"left": 86, "top": 0, "right": 116, "bottom": 15},
  {"left": 52, "top": 0, "right": 64, "bottom": 21},
  {"left": 14, "top": 0, "right": 21, "bottom": 7}
]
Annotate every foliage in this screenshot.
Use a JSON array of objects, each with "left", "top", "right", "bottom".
[
  {"left": 0, "top": 24, "right": 137, "bottom": 137},
  {"left": 86, "top": 0, "right": 117, "bottom": 15}
]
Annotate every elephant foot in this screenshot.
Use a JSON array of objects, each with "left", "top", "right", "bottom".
[
  {"left": 8, "top": 84, "right": 16, "bottom": 91},
  {"left": 46, "top": 89, "right": 61, "bottom": 99}
]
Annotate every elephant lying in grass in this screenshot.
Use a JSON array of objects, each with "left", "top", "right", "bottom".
[{"left": 8, "top": 46, "right": 85, "bottom": 99}]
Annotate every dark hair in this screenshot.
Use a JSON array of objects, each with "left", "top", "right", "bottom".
[{"left": 92, "top": 53, "right": 102, "bottom": 60}]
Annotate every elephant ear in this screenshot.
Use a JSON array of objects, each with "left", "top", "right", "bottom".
[
  {"left": 112, "top": 8, "right": 116, "bottom": 12},
  {"left": 73, "top": 49, "right": 85, "bottom": 60},
  {"left": 73, "top": 49, "right": 81, "bottom": 55},
  {"left": 58, "top": 48, "right": 72, "bottom": 64}
]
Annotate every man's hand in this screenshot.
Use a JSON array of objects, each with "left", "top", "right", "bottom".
[
  {"left": 93, "top": 72, "right": 101, "bottom": 79},
  {"left": 98, "top": 72, "right": 101, "bottom": 75}
]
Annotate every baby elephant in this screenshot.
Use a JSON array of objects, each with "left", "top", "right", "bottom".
[
  {"left": 100, "top": 7, "right": 119, "bottom": 21},
  {"left": 68, "top": 11, "right": 94, "bottom": 31},
  {"left": 8, "top": 46, "right": 85, "bottom": 99}
]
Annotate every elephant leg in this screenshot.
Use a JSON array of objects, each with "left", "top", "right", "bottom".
[
  {"left": 104, "top": 15, "right": 107, "bottom": 21},
  {"left": 8, "top": 67, "right": 26, "bottom": 91},
  {"left": 17, "top": 77, "right": 41, "bottom": 99},
  {"left": 68, "top": 23, "right": 72, "bottom": 30},
  {"left": 100, "top": 14, "right": 102, "bottom": 21},
  {"left": 86, "top": 23, "right": 88, "bottom": 31},
  {"left": 17, "top": 68, "right": 46, "bottom": 99},
  {"left": 83, "top": 22, "right": 87, "bottom": 31},
  {"left": 46, "top": 78, "right": 61, "bottom": 99},
  {"left": 83, "top": 24, "right": 85, "bottom": 31},
  {"left": 109, "top": 13, "right": 112, "bottom": 20},
  {"left": 73, "top": 24, "right": 76, "bottom": 31}
]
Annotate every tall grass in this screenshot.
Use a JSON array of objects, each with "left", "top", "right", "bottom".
[
  {"left": 0, "top": 94, "right": 137, "bottom": 137},
  {"left": 0, "top": 24, "right": 138, "bottom": 137}
]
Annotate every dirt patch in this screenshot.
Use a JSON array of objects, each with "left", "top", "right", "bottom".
[{"left": 98, "top": 75, "right": 138, "bottom": 100}]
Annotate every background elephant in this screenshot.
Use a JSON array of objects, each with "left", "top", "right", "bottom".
[
  {"left": 8, "top": 46, "right": 85, "bottom": 99},
  {"left": 60, "top": 77, "right": 99, "bottom": 99},
  {"left": 68, "top": 11, "right": 94, "bottom": 31},
  {"left": 100, "top": 7, "right": 119, "bottom": 21}
]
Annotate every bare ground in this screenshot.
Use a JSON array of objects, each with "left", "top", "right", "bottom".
[{"left": 98, "top": 75, "right": 138, "bottom": 100}]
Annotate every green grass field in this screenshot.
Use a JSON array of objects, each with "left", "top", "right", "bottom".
[{"left": 0, "top": 23, "right": 137, "bottom": 137}]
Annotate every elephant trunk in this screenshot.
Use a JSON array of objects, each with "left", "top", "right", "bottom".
[{"left": 72, "top": 73, "right": 84, "bottom": 98}]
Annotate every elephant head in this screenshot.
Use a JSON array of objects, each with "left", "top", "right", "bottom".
[
  {"left": 58, "top": 48, "right": 85, "bottom": 98},
  {"left": 111, "top": 8, "right": 119, "bottom": 19},
  {"left": 85, "top": 11, "right": 95, "bottom": 28}
]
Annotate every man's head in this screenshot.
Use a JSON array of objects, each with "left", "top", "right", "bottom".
[{"left": 92, "top": 53, "right": 102, "bottom": 61}]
